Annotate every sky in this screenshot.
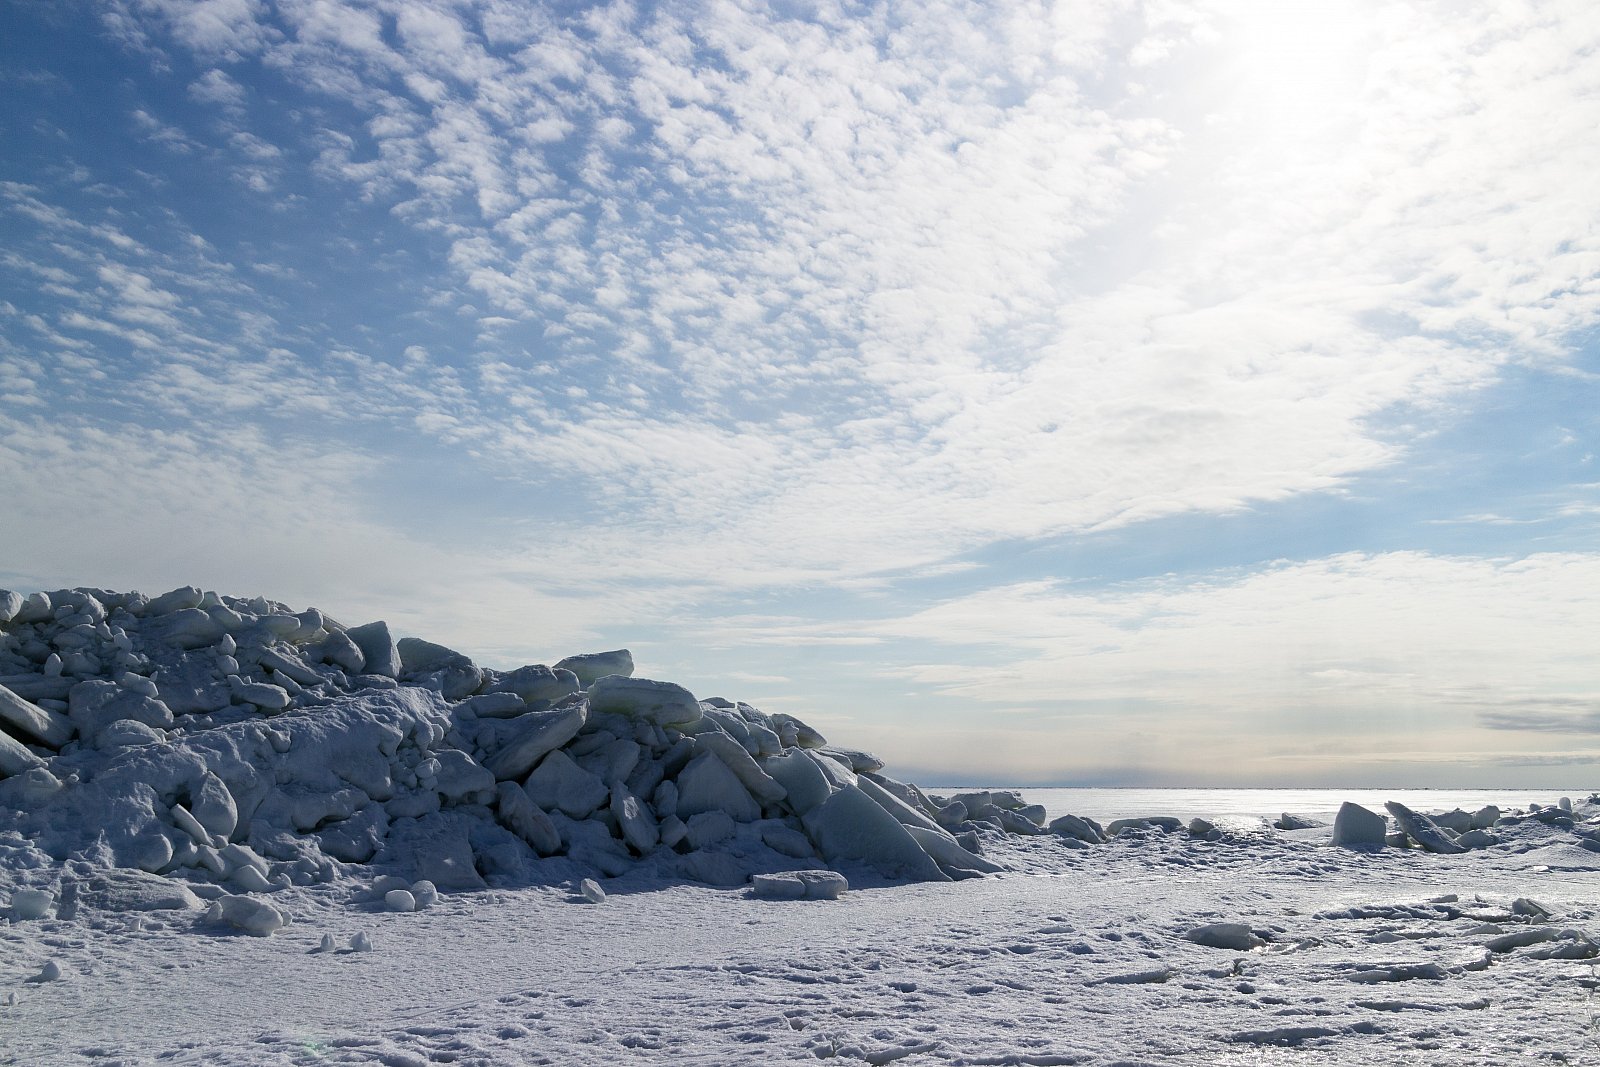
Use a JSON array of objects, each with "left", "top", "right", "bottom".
[{"left": 1, "top": 0, "right": 1598, "bottom": 788}]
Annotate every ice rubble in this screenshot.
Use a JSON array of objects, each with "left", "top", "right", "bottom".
[
  {"left": 0, "top": 585, "right": 1065, "bottom": 930},
  {"left": 1069, "top": 796, "right": 1600, "bottom": 859},
  {"left": 3, "top": 585, "right": 1597, "bottom": 942}
]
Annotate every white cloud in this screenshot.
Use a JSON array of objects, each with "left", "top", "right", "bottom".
[
  {"left": 188, "top": 68, "right": 247, "bottom": 111},
  {"left": 130, "top": 108, "right": 198, "bottom": 152},
  {"left": 112, "top": 0, "right": 276, "bottom": 60},
  {"left": 753, "top": 551, "right": 1600, "bottom": 781},
  {"left": 0, "top": 405, "right": 677, "bottom": 669},
  {"left": 126, "top": 0, "right": 1598, "bottom": 596},
  {"left": 7, "top": 2, "right": 1600, "bottom": 786}
]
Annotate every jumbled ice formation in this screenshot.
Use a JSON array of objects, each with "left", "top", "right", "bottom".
[{"left": 0, "top": 585, "right": 1034, "bottom": 926}]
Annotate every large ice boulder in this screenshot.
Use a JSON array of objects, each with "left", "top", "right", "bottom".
[
  {"left": 430, "top": 750, "right": 495, "bottom": 804},
  {"left": 67, "top": 682, "right": 174, "bottom": 743},
  {"left": 146, "top": 586, "right": 203, "bottom": 615},
  {"left": 379, "top": 812, "right": 488, "bottom": 892},
  {"left": 1385, "top": 801, "right": 1466, "bottom": 854},
  {"left": 760, "top": 749, "right": 833, "bottom": 815},
  {"left": 0, "top": 684, "right": 74, "bottom": 748},
  {"left": 396, "top": 637, "right": 470, "bottom": 674},
  {"left": 904, "top": 825, "right": 1004, "bottom": 877},
  {"left": 487, "top": 665, "right": 581, "bottom": 706},
  {"left": 524, "top": 750, "right": 609, "bottom": 819},
  {"left": 482, "top": 703, "right": 588, "bottom": 780},
  {"left": 856, "top": 775, "right": 943, "bottom": 835},
  {"left": 1048, "top": 813, "right": 1105, "bottom": 843},
  {"left": 190, "top": 771, "right": 239, "bottom": 841},
  {"left": 494, "top": 782, "right": 561, "bottom": 855},
  {"left": 555, "top": 650, "right": 634, "bottom": 686},
  {"left": 675, "top": 751, "right": 761, "bottom": 823},
  {"left": 0, "top": 727, "right": 47, "bottom": 778},
  {"left": 1331, "top": 802, "right": 1387, "bottom": 847},
  {"left": 143, "top": 608, "right": 224, "bottom": 650},
  {"left": 692, "top": 731, "right": 786, "bottom": 805},
  {"left": 312, "top": 630, "right": 365, "bottom": 673},
  {"left": 586, "top": 676, "right": 701, "bottom": 728},
  {"left": 802, "top": 785, "right": 949, "bottom": 882},
  {"left": 610, "top": 786, "right": 659, "bottom": 853},
  {"left": 346, "top": 621, "right": 402, "bottom": 678}
]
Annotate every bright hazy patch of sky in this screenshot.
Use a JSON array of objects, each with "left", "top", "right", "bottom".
[{"left": 1, "top": 0, "right": 1597, "bottom": 787}]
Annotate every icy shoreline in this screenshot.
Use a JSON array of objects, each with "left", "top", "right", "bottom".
[{"left": 2, "top": 585, "right": 1598, "bottom": 1064}]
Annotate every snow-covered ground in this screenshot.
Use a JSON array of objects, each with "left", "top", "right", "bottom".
[
  {"left": 2, "top": 586, "right": 1597, "bottom": 1065},
  {"left": 3, "top": 817, "right": 1598, "bottom": 1066}
]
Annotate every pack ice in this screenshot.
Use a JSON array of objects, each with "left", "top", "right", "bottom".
[{"left": 0, "top": 586, "right": 1044, "bottom": 931}]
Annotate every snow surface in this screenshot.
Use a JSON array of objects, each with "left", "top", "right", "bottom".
[
  {"left": 1, "top": 586, "right": 1598, "bottom": 1064},
  {"left": 4, "top": 819, "right": 1598, "bottom": 1065}
]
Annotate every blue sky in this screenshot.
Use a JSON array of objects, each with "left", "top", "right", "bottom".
[{"left": 2, "top": 0, "right": 1598, "bottom": 787}]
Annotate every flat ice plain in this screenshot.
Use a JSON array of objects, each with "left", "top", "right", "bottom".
[
  {"left": 5, "top": 822, "right": 1598, "bottom": 1066},
  {"left": 1, "top": 586, "right": 1597, "bottom": 1065}
]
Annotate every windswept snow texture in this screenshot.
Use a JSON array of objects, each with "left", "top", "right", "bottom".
[
  {"left": 1, "top": 586, "right": 1598, "bottom": 1064},
  {"left": 4, "top": 816, "right": 1598, "bottom": 1065}
]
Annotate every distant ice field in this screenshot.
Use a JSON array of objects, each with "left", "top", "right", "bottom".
[{"left": 931, "top": 787, "right": 1567, "bottom": 827}]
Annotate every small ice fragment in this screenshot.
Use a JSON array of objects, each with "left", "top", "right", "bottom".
[
  {"left": 578, "top": 878, "right": 606, "bottom": 904},
  {"left": 118, "top": 673, "right": 159, "bottom": 698},
  {"left": 232, "top": 865, "right": 274, "bottom": 894},
  {"left": 55, "top": 881, "right": 79, "bottom": 921},
  {"left": 1512, "top": 898, "right": 1553, "bottom": 920},
  {"left": 1185, "top": 923, "right": 1265, "bottom": 951},
  {"left": 1486, "top": 928, "right": 1557, "bottom": 953},
  {"left": 33, "top": 961, "right": 62, "bottom": 983},
  {"left": 214, "top": 895, "right": 287, "bottom": 936},
  {"left": 384, "top": 890, "right": 416, "bottom": 912},
  {"left": 795, "top": 870, "right": 849, "bottom": 900},
  {"left": 316, "top": 933, "right": 336, "bottom": 953},
  {"left": 10, "top": 889, "right": 53, "bottom": 921},
  {"left": 371, "top": 875, "right": 409, "bottom": 897},
  {"left": 351, "top": 931, "right": 373, "bottom": 952},
  {"left": 1087, "top": 966, "right": 1173, "bottom": 986},
  {"left": 749, "top": 873, "right": 806, "bottom": 900}
]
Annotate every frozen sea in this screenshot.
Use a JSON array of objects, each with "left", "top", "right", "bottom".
[
  {"left": 6, "top": 788, "right": 1598, "bottom": 1066},
  {"left": 937, "top": 787, "right": 1570, "bottom": 826}
]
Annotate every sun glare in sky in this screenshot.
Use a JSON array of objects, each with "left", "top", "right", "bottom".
[
  {"left": 1, "top": 0, "right": 1597, "bottom": 786},
  {"left": 1228, "top": 1, "right": 1371, "bottom": 129}
]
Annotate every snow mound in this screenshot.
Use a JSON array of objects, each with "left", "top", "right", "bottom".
[{"left": 0, "top": 585, "right": 1044, "bottom": 924}]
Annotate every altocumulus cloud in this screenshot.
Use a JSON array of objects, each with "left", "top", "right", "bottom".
[{"left": 1, "top": 0, "right": 1598, "bottom": 783}]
